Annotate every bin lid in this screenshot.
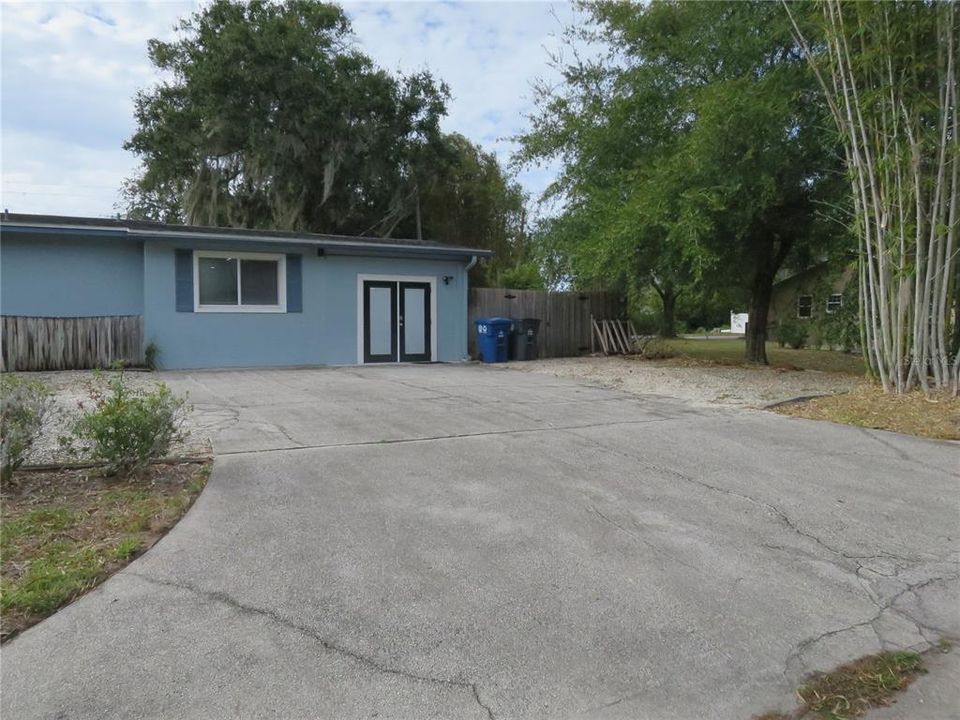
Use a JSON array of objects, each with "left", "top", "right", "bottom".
[{"left": 476, "top": 317, "right": 513, "bottom": 326}]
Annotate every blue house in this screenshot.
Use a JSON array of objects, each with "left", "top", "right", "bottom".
[{"left": 0, "top": 214, "right": 491, "bottom": 370}]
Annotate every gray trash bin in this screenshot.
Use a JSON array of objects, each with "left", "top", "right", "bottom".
[{"left": 509, "top": 318, "right": 541, "bottom": 361}]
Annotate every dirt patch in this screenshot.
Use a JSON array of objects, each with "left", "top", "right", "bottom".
[
  {"left": 507, "top": 356, "right": 861, "bottom": 409},
  {"left": 0, "top": 460, "right": 211, "bottom": 642}
]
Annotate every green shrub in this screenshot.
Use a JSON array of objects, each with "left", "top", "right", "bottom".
[
  {"left": 1, "top": 375, "right": 52, "bottom": 483},
  {"left": 816, "top": 290, "right": 859, "bottom": 352},
  {"left": 776, "top": 319, "right": 809, "bottom": 349},
  {"left": 144, "top": 342, "right": 160, "bottom": 371},
  {"left": 629, "top": 306, "right": 661, "bottom": 336},
  {"left": 498, "top": 262, "right": 545, "bottom": 290},
  {"left": 69, "top": 372, "right": 187, "bottom": 476}
]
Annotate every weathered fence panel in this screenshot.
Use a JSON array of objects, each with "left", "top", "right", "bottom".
[
  {"left": 468, "top": 288, "right": 623, "bottom": 359},
  {"left": 1, "top": 315, "right": 144, "bottom": 371}
]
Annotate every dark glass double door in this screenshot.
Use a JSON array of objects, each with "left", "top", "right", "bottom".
[{"left": 363, "top": 280, "right": 432, "bottom": 363}]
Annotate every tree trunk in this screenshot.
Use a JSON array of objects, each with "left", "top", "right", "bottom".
[
  {"left": 746, "top": 269, "right": 775, "bottom": 364},
  {"left": 952, "top": 253, "right": 960, "bottom": 356},
  {"left": 658, "top": 285, "right": 677, "bottom": 338}
]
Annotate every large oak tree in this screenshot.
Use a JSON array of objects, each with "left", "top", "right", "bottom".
[
  {"left": 122, "top": 0, "right": 532, "bottom": 281},
  {"left": 518, "top": 1, "right": 844, "bottom": 362}
]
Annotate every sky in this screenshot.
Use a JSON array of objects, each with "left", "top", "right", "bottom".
[{"left": 0, "top": 1, "right": 577, "bottom": 219}]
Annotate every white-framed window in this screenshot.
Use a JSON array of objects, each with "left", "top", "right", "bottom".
[
  {"left": 826, "top": 293, "right": 843, "bottom": 314},
  {"left": 193, "top": 251, "right": 286, "bottom": 313},
  {"left": 797, "top": 295, "right": 813, "bottom": 319}
]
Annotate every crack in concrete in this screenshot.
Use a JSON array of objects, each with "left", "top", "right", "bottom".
[
  {"left": 172, "top": 367, "right": 955, "bottom": 712},
  {"left": 563, "top": 426, "right": 943, "bottom": 568},
  {"left": 126, "top": 571, "right": 495, "bottom": 719},
  {"left": 854, "top": 426, "right": 932, "bottom": 467},
  {"left": 585, "top": 505, "right": 704, "bottom": 574},
  {"left": 214, "top": 416, "right": 684, "bottom": 457},
  {"left": 783, "top": 574, "right": 960, "bottom": 676},
  {"left": 557, "top": 425, "right": 959, "bottom": 682},
  {"left": 561, "top": 427, "right": 862, "bottom": 562}
]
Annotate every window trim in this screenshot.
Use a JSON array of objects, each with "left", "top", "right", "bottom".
[
  {"left": 193, "top": 250, "right": 287, "bottom": 313},
  {"left": 826, "top": 293, "right": 843, "bottom": 314},
  {"left": 797, "top": 294, "right": 813, "bottom": 320}
]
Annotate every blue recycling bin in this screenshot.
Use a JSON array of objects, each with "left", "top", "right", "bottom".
[{"left": 475, "top": 317, "right": 513, "bottom": 363}]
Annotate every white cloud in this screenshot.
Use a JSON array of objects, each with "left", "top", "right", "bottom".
[
  {"left": 1, "top": 0, "right": 575, "bottom": 219},
  {"left": 0, "top": 129, "right": 138, "bottom": 216}
]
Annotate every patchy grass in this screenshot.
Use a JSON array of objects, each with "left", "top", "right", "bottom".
[
  {"left": 775, "top": 384, "right": 960, "bottom": 441},
  {"left": 754, "top": 651, "right": 928, "bottom": 720},
  {"left": 798, "top": 651, "right": 926, "bottom": 719},
  {"left": 657, "top": 339, "right": 866, "bottom": 376},
  {"left": 0, "top": 461, "right": 211, "bottom": 642}
]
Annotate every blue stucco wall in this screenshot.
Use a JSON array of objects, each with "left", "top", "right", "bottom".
[
  {"left": 0, "top": 232, "right": 144, "bottom": 316},
  {"left": 143, "top": 239, "right": 470, "bottom": 369}
]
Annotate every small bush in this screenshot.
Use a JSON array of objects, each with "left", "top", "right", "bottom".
[
  {"left": 630, "top": 307, "right": 661, "bottom": 336},
  {"left": 635, "top": 336, "right": 676, "bottom": 359},
  {"left": 68, "top": 372, "right": 187, "bottom": 476},
  {"left": 817, "top": 291, "right": 859, "bottom": 352},
  {"left": 1, "top": 375, "right": 52, "bottom": 482},
  {"left": 144, "top": 342, "right": 160, "bottom": 371},
  {"left": 776, "top": 319, "right": 809, "bottom": 349}
]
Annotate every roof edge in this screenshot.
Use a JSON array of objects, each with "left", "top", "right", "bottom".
[{"left": 0, "top": 214, "right": 494, "bottom": 258}]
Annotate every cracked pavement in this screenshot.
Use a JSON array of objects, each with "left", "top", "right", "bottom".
[{"left": 2, "top": 364, "right": 957, "bottom": 719}]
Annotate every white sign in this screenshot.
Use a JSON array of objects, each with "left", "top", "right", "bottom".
[{"left": 728, "top": 312, "right": 748, "bottom": 334}]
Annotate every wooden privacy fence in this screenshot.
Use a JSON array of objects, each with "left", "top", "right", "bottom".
[
  {"left": 1, "top": 315, "right": 144, "bottom": 371},
  {"left": 468, "top": 288, "right": 623, "bottom": 359}
]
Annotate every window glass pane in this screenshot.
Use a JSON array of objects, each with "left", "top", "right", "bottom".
[
  {"left": 403, "top": 287, "right": 426, "bottom": 355},
  {"left": 797, "top": 295, "right": 813, "bottom": 318},
  {"left": 369, "top": 287, "right": 393, "bottom": 356},
  {"left": 241, "top": 259, "right": 279, "bottom": 305},
  {"left": 198, "top": 257, "right": 238, "bottom": 305}
]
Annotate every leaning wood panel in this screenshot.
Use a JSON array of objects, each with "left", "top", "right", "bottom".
[
  {"left": 1, "top": 315, "right": 144, "bottom": 371},
  {"left": 468, "top": 288, "right": 624, "bottom": 359}
]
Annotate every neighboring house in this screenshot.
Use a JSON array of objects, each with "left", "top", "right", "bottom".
[
  {"left": 768, "top": 260, "right": 856, "bottom": 344},
  {"left": 0, "top": 214, "right": 490, "bottom": 370}
]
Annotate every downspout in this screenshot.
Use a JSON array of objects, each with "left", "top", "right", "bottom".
[{"left": 462, "top": 256, "right": 478, "bottom": 361}]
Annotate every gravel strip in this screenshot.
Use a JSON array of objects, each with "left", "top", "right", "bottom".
[
  {"left": 13, "top": 370, "right": 211, "bottom": 465},
  {"left": 505, "top": 356, "right": 861, "bottom": 409}
]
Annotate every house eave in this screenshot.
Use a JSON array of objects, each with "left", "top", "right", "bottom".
[{"left": 0, "top": 218, "right": 494, "bottom": 261}]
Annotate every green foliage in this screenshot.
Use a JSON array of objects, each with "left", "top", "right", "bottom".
[
  {"left": 797, "top": 651, "right": 926, "bottom": 720},
  {"left": 498, "top": 262, "right": 544, "bottom": 290},
  {"left": 144, "top": 342, "right": 160, "bottom": 371},
  {"left": 1, "top": 508, "right": 75, "bottom": 546},
  {"left": 113, "top": 536, "right": 141, "bottom": 561},
  {"left": 123, "top": 0, "right": 449, "bottom": 236},
  {"left": 0, "top": 543, "right": 102, "bottom": 614},
  {"left": 516, "top": 1, "right": 846, "bottom": 361},
  {"left": 776, "top": 318, "right": 809, "bottom": 350},
  {"left": 122, "top": 1, "right": 529, "bottom": 266},
  {"left": 1, "top": 375, "right": 52, "bottom": 483},
  {"left": 1, "top": 463, "right": 211, "bottom": 640},
  {"left": 788, "top": 1, "right": 959, "bottom": 392},
  {"left": 414, "top": 133, "right": 531, "bottom": 286},
  {"left": 815, "top": 287, "right": 859, "bottom": 353},
  {"left": 68, "top": 373, "right": 187, "bottom": 476}
]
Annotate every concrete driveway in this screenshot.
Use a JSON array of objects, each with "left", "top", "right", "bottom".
[{"left": 2, "top": 364, "right": 958, "bottom": 719}]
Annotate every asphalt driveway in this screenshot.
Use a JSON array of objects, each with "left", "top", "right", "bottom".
[{"left": 2, "top": 364, "right": 958, "bottom": 719}]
